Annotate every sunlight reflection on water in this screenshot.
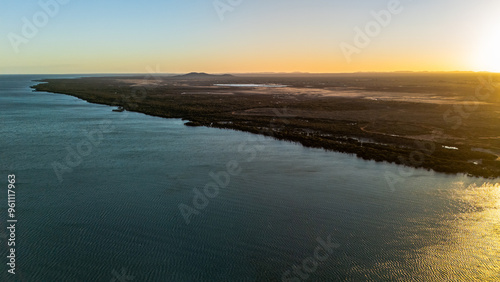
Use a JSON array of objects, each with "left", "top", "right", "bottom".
[{"left": 419, "top": 182, "right": 500, "bottom": 281}]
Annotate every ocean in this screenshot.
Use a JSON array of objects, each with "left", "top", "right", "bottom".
[{"left": 0, "top": 75, "right": 498, "bottom": 281}]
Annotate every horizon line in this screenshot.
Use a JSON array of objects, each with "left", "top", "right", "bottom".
[{"left": 1, "top": 70, "right": 499, "bottom": 76}]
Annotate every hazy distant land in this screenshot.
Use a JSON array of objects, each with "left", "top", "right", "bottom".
[{"left": 32, "top": 72, "right": 500, "bottom": 178}]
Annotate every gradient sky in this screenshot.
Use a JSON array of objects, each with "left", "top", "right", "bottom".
[{"left": 1, "top": 0, "right": 499, "bottom": 74}]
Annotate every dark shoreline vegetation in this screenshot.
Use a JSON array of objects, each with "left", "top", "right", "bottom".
[{"left": 31, "top": 73, "right": 500, "bottom": 178}]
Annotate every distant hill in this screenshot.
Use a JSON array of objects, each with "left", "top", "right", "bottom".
[{"left": 173, "top": 72, "right": 235, "bottom": 79}]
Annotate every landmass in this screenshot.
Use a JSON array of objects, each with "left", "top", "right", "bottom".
[{"left": 32, "top": 72, "right": 500, "bottom": 178}]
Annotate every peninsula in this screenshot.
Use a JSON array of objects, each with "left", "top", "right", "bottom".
[{"left": 32, "top": 72, "right": 500, "bottom": 178}]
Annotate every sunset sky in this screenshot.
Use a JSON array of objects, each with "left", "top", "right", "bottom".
[{"left": 1, "top": 0, "right": 499, "bottom": 74}]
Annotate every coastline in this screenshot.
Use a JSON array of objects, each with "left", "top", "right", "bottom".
[{"left": 30, "top": 75, "right": 500, "bottom": 179}]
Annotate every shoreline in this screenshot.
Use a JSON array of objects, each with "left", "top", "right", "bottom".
[{"left": 30, "top": 75, "right": 500, "bottom": 179}]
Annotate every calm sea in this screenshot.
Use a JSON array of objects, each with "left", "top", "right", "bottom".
[{"left": 0, "top": 75, "right": 498, "bottom": 281}]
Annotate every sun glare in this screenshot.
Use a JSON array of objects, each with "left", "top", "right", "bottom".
[{"left": 473, "top": 26, "right": 500, "bottom": 73}]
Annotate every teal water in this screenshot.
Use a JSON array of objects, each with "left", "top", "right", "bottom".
[{"left": 0, "top": 75, "right": 499, "bottom": 281}]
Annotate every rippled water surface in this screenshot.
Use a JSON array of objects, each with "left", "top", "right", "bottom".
[{"left": 0, "top": 75, "right": 499, "bottom": 281}]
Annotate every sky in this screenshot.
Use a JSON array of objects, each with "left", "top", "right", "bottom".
[{"left": 1, "top": 0, "right": 499, "bottom": 74}]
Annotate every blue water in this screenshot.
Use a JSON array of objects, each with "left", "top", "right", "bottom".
[{"left": 0, "top": 75, "right": 499, "bottom": 281}]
